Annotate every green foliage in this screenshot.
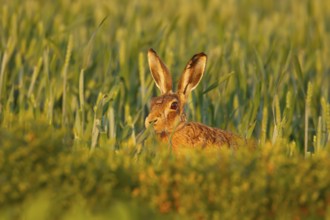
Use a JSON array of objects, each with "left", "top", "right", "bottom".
[
  {"left": 0, "top": 123, "right": 330, "bottom": 219},
  {"left": 0, "top": 0, "right": 330, "bottom": 218}
]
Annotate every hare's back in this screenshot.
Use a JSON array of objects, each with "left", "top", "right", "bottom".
[{"left": 175, "top": 122, "right": 243, "bottom": 148}]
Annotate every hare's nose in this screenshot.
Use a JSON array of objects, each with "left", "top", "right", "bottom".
[
  {"left": 149, "top": 119, "right": 158, "bottom": 124},
  {"left": 145, "top": 116, "right": 159, "bottom": 128}
]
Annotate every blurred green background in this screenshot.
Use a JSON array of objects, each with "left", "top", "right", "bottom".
[{"left": 0, "top": 0, "right": 330, "bottom": 219}]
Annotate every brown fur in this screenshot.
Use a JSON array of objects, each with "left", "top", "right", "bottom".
[
  {"left": 145, "top": 49, "right": 245, "bottom": 150},
  {"left": 158, "top": 122, "right": 244, "bottom": 151}
]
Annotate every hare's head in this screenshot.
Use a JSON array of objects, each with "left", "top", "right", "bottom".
[{"left": 145, "top": 49, "right": 207, "bottom": 134}]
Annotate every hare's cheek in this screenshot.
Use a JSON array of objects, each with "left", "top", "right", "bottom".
[
  {"left": 167, "top": 111, "right": 179, "bottom": 122},
  {"left": 153, "top": 124, "right": 161, "bottom": 132}
]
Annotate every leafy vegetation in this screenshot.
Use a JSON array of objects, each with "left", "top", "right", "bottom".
[{"left": 0, "top": 0, "right": 330, "bottom": 219}]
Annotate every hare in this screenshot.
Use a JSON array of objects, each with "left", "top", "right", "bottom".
[{"left": 145, "top": 48, "right": 244, "bottom": 150}]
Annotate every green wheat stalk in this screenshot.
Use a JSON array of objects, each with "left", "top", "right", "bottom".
[
  {"left": 304, "top": 82, "right": 313, "bottom": 157},
  {"left": 315, "top": 116, "right": 322, "bottom": 153},
  {"left": 62, "top": 35, "right": 73, "bottom": 126},
  {"left": 79, "top": 68, "right": 85, "bottom": 136},
  {"left": 260, "top": 107, "right": 268, "bottom": 146},
  {"left": 27, "top": 57, "right": 43, "bottom": 98},
  {"left": 272, "top": 95, "right": 282, "bottom": 144},
  {"left": 43, "top": 48, "right": 53, "bottom": 125},
  {"left": 139, "top": 52, "right": 146, "bottom": 126},
  {"left": 107, "top": 106, "right": 116, "bottom": 149},
  {"left": 0, "top": 51, "right": 8, "bottom": 108},
  {"left": 324, "top": 101, "right": 330, "bottom": 143}
]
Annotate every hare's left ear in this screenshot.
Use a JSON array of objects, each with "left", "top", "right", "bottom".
[{"left": 177, "top": 52, "right": 207, "bottom": 101}]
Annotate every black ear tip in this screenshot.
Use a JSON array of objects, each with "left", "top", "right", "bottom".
[
  {"left": 198, "top": 52, "right": 207, "bottom": 58},
  {"left": 191, "top": 52, "right": 207, "bottom": 62},
  {"left": 148, "top": 48, "right": 156, "bottom": 54}
]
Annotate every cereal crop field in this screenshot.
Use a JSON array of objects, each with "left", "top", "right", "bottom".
[{"left": 0, "top": 0, "right": 330, "bottom": 219}]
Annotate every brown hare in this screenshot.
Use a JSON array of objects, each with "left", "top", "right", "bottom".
[{"left": 145, "top": 48, "right": 244, "bottom": 150}]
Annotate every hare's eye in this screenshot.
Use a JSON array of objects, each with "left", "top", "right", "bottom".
[{"left": 170, "top": 101, "right": 178, "bottom": 110}]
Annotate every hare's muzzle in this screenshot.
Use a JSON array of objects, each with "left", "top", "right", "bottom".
[{"left": 144, "top": 116, "right": 158, "bottom": 128}]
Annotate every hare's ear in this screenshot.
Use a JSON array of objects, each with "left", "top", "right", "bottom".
[
  {"left": 177, "top": 52, "right": 207, "bottom": 100},
  {"left": 148, "top": 48, "right": 172, "bottom": 94}
]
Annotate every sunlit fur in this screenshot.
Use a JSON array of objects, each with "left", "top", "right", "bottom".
[
  {"left": 145, "top": 49, "right": 245, "bottom": 150},
  {"left": 145, "top": 93, "right": 184, "bottom": 134}
]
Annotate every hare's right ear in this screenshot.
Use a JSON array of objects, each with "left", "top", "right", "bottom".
[
  {"left": 148, "top": 48, "right": 173, "bottom": 94},
  {"left": 177, "top": 52, "right": 207, "bottom": 101}
]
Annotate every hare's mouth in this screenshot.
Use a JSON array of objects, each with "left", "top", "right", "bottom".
[
  {"left": 145, "top": 117, "right": 159, "bottom": 130},
  {"left": 151, "top": 123, "right": 167, "bottom": 134},
  {"left": 148, "top": 120, "right": 158, "bottom": 128}
]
